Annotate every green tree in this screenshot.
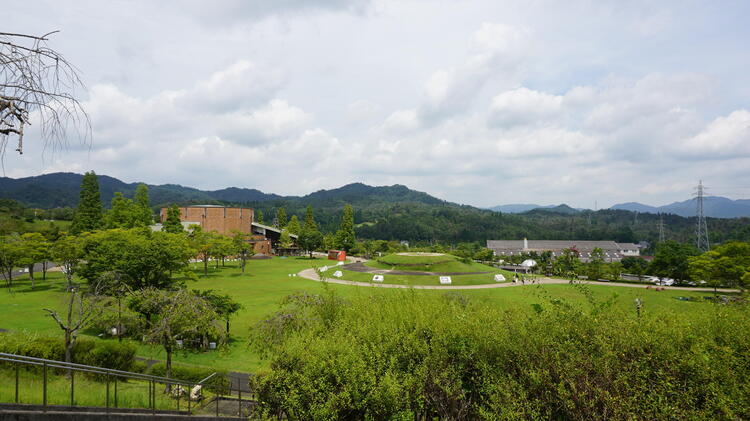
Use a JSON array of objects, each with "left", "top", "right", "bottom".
[
  {"left": 586, "top": 248, "right": 606, "bottom": 280},
  {"left": 51, "top": 234, "right": 85, "bottom": 289},
  {"left": 192, "top": 289, "right": 243, "bottom": 335},
  {"left": 190, "top": 229, "right": 222, "bottom": 276},
  {"left": 552, "top": 248, "right": 581, "bottom": 279},
  {"left": 286, "top": 215, "right": 301, "bottom": 236},
  {"left": 276, "top": 207, "right": 288, "bottom": 229},
  {"left": 335, "top": 204, "right": 356, "bottom": 252},
  {"left": 231, "top": 231, "right": 255, "bottom": 274},
  {"left": 80, "top": 229, "right": 194, "bottom": 289},
  {"left": 105, "top": 192, "right": 137, "bottom": 229},
  {"left": 18, "top": 232, "right": 49, "bottom": 289},
  {"left": 688, "top": 241, "right": 750, "bottom": 291},
  {"left": 256, "top": 210, "right": 264, "bottom": 224},
  {"left": 133, "top": 183, "right": 153, "bottom": 226},
  {"left": 0, "top": 234, "right": 22, "bottom": 288},
  {"left": 299, "top": 207, "right": 323, "bottom": 258},
  {"left": 473, "top": 248, "right": 495, "bottom": 264},
  {"left": 303, "top": 206, "right": 315, "bottom": 230},
  {"left": 133, "top": 288, "right": 223, "bottom": 382},
  {"left": 279, "top": 229, "right": 294, "bottom": 249},
  {"left": 70, "top": 171, "right": 103, "bottom": 234},
  {"left": 650, "top": 241, "right": 699, "bottom": 283},
  {"left": 621, "top": 256, "right": 649, "bottom": 281},
  {"left": 162, "top": 205, "right": 184, "bottom": 234}
]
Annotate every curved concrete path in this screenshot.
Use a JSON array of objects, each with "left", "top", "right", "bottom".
[{"left": 298, "top": 268, "right": 739, "bottom": 292}]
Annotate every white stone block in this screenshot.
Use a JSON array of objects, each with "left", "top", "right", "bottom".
[
  {"left": 372, "top": 275, "right": 384, "bottom": 282},
  {"left": 439, "top": 276, "right": 452, "bottom": 285},
  {"left": 333, "top": 271, "right": 343, "bottom": 277},
  {"left": 494, "top": 274, "right": 506, "bottom": 282}
]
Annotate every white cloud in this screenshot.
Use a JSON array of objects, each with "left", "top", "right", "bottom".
[
  {"left": 681, "top": 110, "right": 750, "bottom": 158},
  {"left": 489, "top": 87, "right": 563, "bottom": 127},
  {"left": 4, "top": 0, "right": 750, "bottom": 209}
]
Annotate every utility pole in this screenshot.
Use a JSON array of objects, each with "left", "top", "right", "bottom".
[
  {"left": 657, "top": 213, "right": 666, "bottom": 243},
  {"left": 694, "top": 180, "right": 710, "bottom": 252}
]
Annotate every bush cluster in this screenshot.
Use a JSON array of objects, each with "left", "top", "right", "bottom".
[
  {"left": 0, "top": 331, "right": 136, "bottom": 372},
  {"left": 249, "top": 288, "right": 750, "bottom": 420}
]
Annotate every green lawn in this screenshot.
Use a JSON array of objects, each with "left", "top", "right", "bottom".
[
  {"left": 323, "top": 265, "right": 515, "bottom": 286},
  {"left": 1, "top": 257, "right": 728, "bottom": 375},
  {"left": 0, "top": 368, "right": 178, "bottom": 411}
]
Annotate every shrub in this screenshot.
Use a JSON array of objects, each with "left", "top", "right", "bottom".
[
  {"left": 73, "top": 340, "right": 137, "bottom": 372},
  {"left": 250, "top": 289, "right": 750, "bottom": 420},
  {"left": 0, "top": 331, "right": 136, "bottom": 373},
  {"left": 148, "top": 362, "right": 230, "bottom": 392}
]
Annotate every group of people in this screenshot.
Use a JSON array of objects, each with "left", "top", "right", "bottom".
[{"left": 512, "top": 273, "right": 527, "bottom": 284}]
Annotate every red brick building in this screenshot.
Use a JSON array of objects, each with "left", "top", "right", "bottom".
[
  {"left": 160, "top": 205, "right": 254, "bottom": 235},
  {"left": 159, "top": 205, "right": 295, "bottom": 255}
]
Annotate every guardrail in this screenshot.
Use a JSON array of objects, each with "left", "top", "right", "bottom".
[{"left": 0, "top": 352, "right": 251, "bottom": 417}]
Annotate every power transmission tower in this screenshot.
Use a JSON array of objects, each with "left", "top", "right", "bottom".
[
  {"left": 657, "top": 213, "right": 666, "bottom": 243},
  {"left": 694, "top": 180, "right": 710, "bottom": 252}
]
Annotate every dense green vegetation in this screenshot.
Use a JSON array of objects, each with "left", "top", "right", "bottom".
[{"left": 249, "top": 287, "right": 750, "bottom": 420}]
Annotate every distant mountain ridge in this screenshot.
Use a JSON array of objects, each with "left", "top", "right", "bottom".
[
  {"left": 610, "top": 196, "right": 750, "bottom": 218},
  {"left": 489, "top": 204, "right": 583, "bottom": 214},
  {"left": 0, "top": 173, "right": 450, "bottom": 210},
  {"left": 2, "top": 172, "right": 749, "bottom": 219}
]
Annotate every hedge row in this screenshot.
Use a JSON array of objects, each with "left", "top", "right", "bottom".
[{"left": 0, "top": 331, "right": 136, "bottom": 372}]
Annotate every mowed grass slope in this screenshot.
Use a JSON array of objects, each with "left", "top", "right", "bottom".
[{"left": 1, "top": 257, "right": 733, "bottom": 373}]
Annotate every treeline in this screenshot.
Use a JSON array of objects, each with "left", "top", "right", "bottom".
[{"left": 249, "top": 202, "right": 750, "bottom": 249}]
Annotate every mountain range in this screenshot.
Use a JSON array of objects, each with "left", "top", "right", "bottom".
[
  {"left": 492, "top": 198, "right": 750, "bottom": 218},
  {"left": 0, "top": 172, "right": 447, "bottom": 211},
  {"left": 1, "top": 172, "right": 749, "bottom": 219}
]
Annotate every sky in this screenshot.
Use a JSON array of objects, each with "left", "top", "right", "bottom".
[{"left": 3, "top": 0, "right": 750, "bottom": 208}]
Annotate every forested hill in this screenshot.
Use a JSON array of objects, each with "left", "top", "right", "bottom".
[{"left": 2, "top": 173, "right": 749, "bottom": 246}]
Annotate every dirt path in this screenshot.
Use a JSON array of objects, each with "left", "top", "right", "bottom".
[{"left": 297, "top": 268, "right": 739, "bottom": 292}]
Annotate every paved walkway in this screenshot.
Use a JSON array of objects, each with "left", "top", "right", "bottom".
[{"left": 298, "top": 268, "right": 739, "bottom": 292}]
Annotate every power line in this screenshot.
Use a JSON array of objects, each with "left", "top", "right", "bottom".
[{"left": 694, "top": 180, "right": 710, "bottom": 252}]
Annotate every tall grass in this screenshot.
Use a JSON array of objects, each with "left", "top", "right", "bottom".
[{"left": 250, "top": 285, "right": 750, "bottom": 420}]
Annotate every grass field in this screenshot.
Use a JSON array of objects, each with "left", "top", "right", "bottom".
[
  {"left": 324, "top": 265, "right": 515, "bottom": 286},
  {"left": 0, "top": 256, "right": 731, "bottom": 375},
  {"left": 0, "top": 368, "right": 178, "bottom": 411}
]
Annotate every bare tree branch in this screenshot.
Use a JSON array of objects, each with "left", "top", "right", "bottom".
[{"left": 0, "top": 30, "right": 90, "bottom": 165}]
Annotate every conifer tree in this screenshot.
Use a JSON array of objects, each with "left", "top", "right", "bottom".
[
  {"left": 335, "top": 204, "right": 356, "bottom": 252},
  {"left": 256, "top": 210, "right": 264, "bottom": 224},
  {"left": 303, "top": 205, "right": 316, "bottom": 230},
  {"left": 105, "top": 192, "right": 136, "bottom": 228},
  {"left": 276, "top": 207, "right": 288, "bottom": 229},
  {"left": 70, "top": 171, "right": 103, "bottom": 234},
  {"left": 287, "top": 215, "right": 302, "bottom": 236},
  {"left": 299, "top": 205, "right": 323, "bottom": 258},
  {"left": 162, "top": 205, "right": 184, "bottom": 234},
  {"left": 133, "top": 183, "right": 153, "bottom": 226}
]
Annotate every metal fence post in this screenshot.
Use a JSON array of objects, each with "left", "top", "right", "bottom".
[
  {"left": 42, "top": 361, "right": 47, "bottom": 411},
  {"left": 216, "top": 388, "right": 220, "bottom": 417},
  {"left": 151, "top": 380, "right": 156, "bottom": 416},
  {"left": 187, "top": 384, "right": 192, "bottom": 415},
  {"left": 15, "top": 363, "right": 19, "bottom": 404},
  {"left": 106, "top": 374, "right": 110, "bottom": 412},
  {"left": 238, "top": 387, "right": 242, "bottom": 417},
  {"left": 70, "top": 370, "right": 75, "bottom": 406},
  {"left": 114, "top": 378, "right": 118, "bottom": 408}
]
